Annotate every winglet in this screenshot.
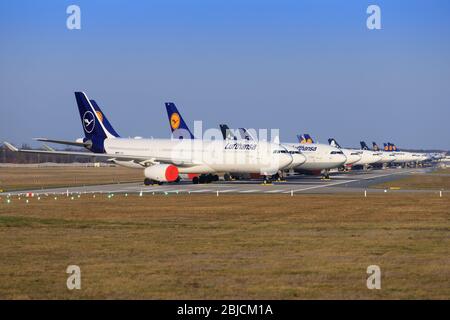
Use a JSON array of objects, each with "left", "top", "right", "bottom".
[{"left": 3, "top": 142, "right": 18, "bottom": 152}]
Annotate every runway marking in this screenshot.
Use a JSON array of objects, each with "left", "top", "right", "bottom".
[
  {"left": 189, "top": 189, "right": 212, "bottom": 193},
  {"left": 219, "top": 189, "right": 238, "bottom": 193},
  {"left": 292, "top": 179, "right": 357, "bottom": 192},
  {"left": 240, "top": 189, "right": 260, "bottom": 193},
  {"left": 265, "top": 189, "right": 286, "bottom": 193}
]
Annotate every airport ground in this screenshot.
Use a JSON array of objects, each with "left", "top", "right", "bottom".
[{"left": 0, "top": 165, "right": 449, "bottom": 299}]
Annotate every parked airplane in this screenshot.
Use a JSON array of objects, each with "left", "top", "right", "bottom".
[
  {"left": 220, "top": 126, "right": 306, "bottom": 171},
  {"left": 164, "top": 104, "right": 306, "bottom": 179},
  {"left": 285, "top": 134, "right": 347, "bottom": 178},
  {"left": 4, "top": 92, "right": 293, "bottom": 185},
  {"left": 327, "top": 138, "right": 362, "bottom": 168}
]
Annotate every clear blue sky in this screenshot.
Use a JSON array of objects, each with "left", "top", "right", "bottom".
[{"left": 1, "top": 0, "right": 449, "bottom": 149}]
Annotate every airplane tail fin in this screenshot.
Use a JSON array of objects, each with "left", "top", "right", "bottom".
[
  {"left": 360, "top": 141, "right": 369, "bottom": 150},
  {"left": 298, "top": 134, "right": 314, "bottom": 144},
  {"left": 165, "top": 102, "right": 195, "bottom": 139},
  {"left": 238, "top": 128, "right": 256, "bottom": 141},
  {"left": 74, "top": 92, "right": 115, "bottom": 153},
  {"left": 383, "top": 143, "right": 389, "bottom": 151},
  {"left": 328, "top": 138, "right": 341, "bottom": 149},
  {"left": 388, "top": 142, "right": 399, "bottom": 151},
  {"left": 372, "top": 142, "right": 380, "bottom": 151},
  {"left": 220, "top": 124, "right": 237, "bottom": 140},
  {"left": 89, "top": 100, "right": 120, "bottom": 138}
]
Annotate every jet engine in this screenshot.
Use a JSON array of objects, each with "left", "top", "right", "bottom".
[{"left": 144, "top": 164, "right": 179, "bottom": 183}]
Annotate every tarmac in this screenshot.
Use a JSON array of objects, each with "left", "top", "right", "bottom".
[{"left": 1, "top": 167, "right": 444, "bottom": 196}]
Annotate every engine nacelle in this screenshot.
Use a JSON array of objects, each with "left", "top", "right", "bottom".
[{"left": 144, "top": 164, "right": 179, "bottom": 182}]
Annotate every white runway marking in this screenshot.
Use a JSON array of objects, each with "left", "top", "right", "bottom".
[
  {"left": 265, "top": 189, "right": 286, "bottom": 193},
  {"left": 189, "top": 189, "right": 212, "bottom": 193},
  {"left": 240, "top": 189, "right": 260, "bottom": 193},
  {"left": 292, "top": 180, "right": 356, "bottom": 192},
  {"left": 219, "top": 189, "right": 238, "bottom": 193}
]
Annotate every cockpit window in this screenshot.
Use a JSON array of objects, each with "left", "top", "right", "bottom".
[{"left": 330, "top": 151, "right": 344, "bottom": 155}]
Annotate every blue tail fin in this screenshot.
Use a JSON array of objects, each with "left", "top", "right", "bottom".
[
  {"left": 328, "top": 138, "right": 341, "bottom": 148},
  {"left": 298, "top": 134, "right": 314, "bottom": 144},
  {"left": 165, "top": 102, "right": 194, "bottom": 139},
  {"left": 388, "top": 142, "right": 399, "bottom": 151},
  {"left": 360, "top": 141, "right": 369, "bottom": 150},
  {"left": 74, "top": 92, "right": 115, "bottom": 153},
  {"left": 372, "top": 142, "right": 380, "bottom": 151},
  {"left": 90, "top": 100, "right": 120, "bottom": 138},
  {"left": 220, "top": 124, "right": 237, "bottom": 140}
]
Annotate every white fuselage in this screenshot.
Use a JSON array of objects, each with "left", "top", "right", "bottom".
[
  {"left": 104, "top": 137, "right": 293, "bottom": 175},
  {"left": 282, "top": 144, "right": 307, "bottom": 169},
  {"left": 340, "top": 148, "right": 362, "bottom": 166},
  {"left": 284, "top": 143, "right": 347, "bottom": 170},
  {"left": 353, "top": 150, "right": 382, "bottom": 166},
  {"left": 376, "top": 151, "right": 397, "bottom": 164}
]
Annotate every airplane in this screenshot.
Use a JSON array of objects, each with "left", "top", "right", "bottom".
[
  {"left": 369, "top": 141, "right": 397, "bottom": 166},
  {"left": 382, "top": 142, "right": 414, "bottom": 166},
  {"left": 221, "top": 126, "right": 307, "bottom": 171},
  {"left": 383, "top": 142, "right": 428, "bottom": 166},
  {"left": 284, "top": 134, "right": 347, "bottom": 178},
  {"left": 352, "top": 141, "right": 383, "bottom": 168},
  {"left": 4, "top": 92, "right": 294, "bottom": 185},
  {"left": 164, "top": 104, "right": 306, "bottom": 181},
  {"left": 327, "top": 138, "right": 362, "bottom": 169}
]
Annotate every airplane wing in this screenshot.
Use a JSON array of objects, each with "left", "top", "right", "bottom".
[
  {"left": 3, "top": 141, "right": 196, "bottom": 167},
  {"left": 33, "top": 138, "right": 89, "bottom": 148}
]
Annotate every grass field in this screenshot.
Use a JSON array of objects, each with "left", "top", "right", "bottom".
[
  {"left": 0, "top": 167, "right": 143, "bottom": 191},
  {"left": 374, "top": 174, "right": 450, "bottom": 190},
  {"left": 0, "top": 193, "right": 448, "bottom": 299},
  {"left": 432, "top": 167, "right": 450, "bottom": 174}
]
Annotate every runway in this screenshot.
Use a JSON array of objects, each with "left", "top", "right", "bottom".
[{"left": 1, "top": 167, "right": 440, "bottom": 196}]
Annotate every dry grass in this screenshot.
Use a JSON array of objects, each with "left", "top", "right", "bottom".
[
  {"left": 432, "top": 168, "right": 450, "bottom": 174},
  {"left": 0, "top": 193, "right": 449, "bottom": 299},
  {"left": 374, "top": 174, "right": 450, "bottom": 190},
  {"left": 0, "top": 167, "right": 143, "bottom": 191}
]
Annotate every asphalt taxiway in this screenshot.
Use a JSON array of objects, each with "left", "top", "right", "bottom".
[{"left": 1, "top": 167, "right": 442, "bottom": 196}]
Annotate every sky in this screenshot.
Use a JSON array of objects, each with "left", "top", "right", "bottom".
[{"left": 1, "top": 0, "right": 449, "bottom": 150}]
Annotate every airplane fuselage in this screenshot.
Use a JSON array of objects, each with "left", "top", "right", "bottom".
[{"left": 104, "top": 137, "right": 293, "bottom": 175}]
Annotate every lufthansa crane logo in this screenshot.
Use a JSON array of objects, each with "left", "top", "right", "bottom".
[
  {"left": 83, "top": 111, "right": 95, "bottom": 133},
  {"left": 170, "top": 112, "right": 181, "bottom": 130}
]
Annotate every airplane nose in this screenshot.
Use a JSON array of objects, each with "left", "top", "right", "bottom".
[
  {"left": 280, "top": 153, "right": 293, "bottom": 169},
  {"left": 339, "top": 154, "right": 347, "bottom": 165},
  {"left": 287, "top": 153, "right": 306, "bottom": 169}
]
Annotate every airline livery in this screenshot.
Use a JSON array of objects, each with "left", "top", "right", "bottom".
[{"left": 4, "top": 92, "right": 293, "bottom": 185}]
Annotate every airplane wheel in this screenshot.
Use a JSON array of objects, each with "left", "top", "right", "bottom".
[
  {"left": 175, "top": 176, "right": 181, "bottom": 183},
  {"left": 192, "top": 177, "right": 199, "bottom": 184},
  {"left": 144, "top": 178, "right": 152, "bottom": 186},
  {"left": 224, "top": 173, "right": 231, "bottom": 181},
  {"left": 199, "top": 175, "right": 207, "bottom": 184},
  {"left": 213, "top": 175, "right": 219, "bottom": 181}
]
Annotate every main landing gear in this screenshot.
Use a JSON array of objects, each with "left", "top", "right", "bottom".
[
  {"left": 192, "top": 174, "right": 219, "bottom": 184},
  {"left": 321, "top": 170, "right": 331, "bottom": 180},
  {"left": 144, "top": 178, "right": 162, "bottom": 186}
]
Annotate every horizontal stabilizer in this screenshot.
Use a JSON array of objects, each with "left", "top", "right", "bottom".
[
  {"left": 33, "top": 138, "right": 89, "bottom": 148},
  {"left": 3, "top": 141, "right": 18, "bottom": 152}
]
